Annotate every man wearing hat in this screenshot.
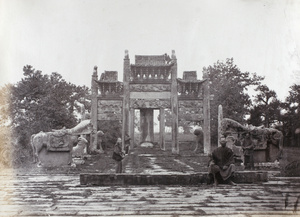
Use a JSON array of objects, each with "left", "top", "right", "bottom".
[
  {"left": 112, "top": 138, "right": 124, "bottom": 173},
  {"left": 208, "top": 135, "right": 236, "bottom": 186}
]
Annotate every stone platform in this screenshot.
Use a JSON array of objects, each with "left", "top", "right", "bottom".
[{"left": 80, "top": 171, "right": 268, "bottom": 186}]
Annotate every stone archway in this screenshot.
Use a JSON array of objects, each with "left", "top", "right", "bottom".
[{"left": 90, "top": 50, "right": 211, "bottom": 154}]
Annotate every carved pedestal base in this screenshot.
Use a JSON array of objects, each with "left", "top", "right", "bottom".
[{"left": 37, "top": 148, "right": 72, "bottom": 167}]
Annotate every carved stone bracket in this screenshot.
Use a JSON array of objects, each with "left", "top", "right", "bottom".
[
  {"left": 96, "top": 81, "right": 123, "bottom": 97},
  {"left": 130, "top": 65, "right": 172, "bottom": 83}
]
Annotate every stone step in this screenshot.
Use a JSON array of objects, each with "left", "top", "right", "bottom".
[{"left": 80, "top": 171, "right": 268, "bottom": 186}]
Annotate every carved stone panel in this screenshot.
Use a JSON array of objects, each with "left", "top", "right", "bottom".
[
  {"left": 130, "top": 84, "right": 171, "bottom": 92},
  {"left": 97, "top": 100, "right": 123, "bottom": 120},
  {"left": 179, "top": 100, "right": 203, "bottom": 121},
  {"left": 130, "top": 99, "right": 171, "bottom": 109}
]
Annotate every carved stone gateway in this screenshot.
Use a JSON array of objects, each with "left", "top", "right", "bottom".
[{"left": 91, "top": 50, "right": 211, "bottom": 154}]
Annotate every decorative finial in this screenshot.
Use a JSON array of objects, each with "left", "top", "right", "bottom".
[
  {"left": 125, "top": 50, "right": 129, "bottom": 59},
  {"left": 171, "top": 50, "right": 176, "bottom": 59},
  {"left": 93, "top": 66, "right": 98, "bottom": 76}
]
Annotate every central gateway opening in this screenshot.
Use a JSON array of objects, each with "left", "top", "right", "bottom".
[{"left": 140, "top": 108, "right": 154, "bottom": 145}]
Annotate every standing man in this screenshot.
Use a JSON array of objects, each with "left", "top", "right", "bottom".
[
  {"left": 242, "top": 133, "right": 255, "bottom": 170},
  {"left": 97, "top": 130, "right": 104, "bottom": 152},
  {"left": 208, "top": 135, "right": 236, "bottom": 186},
  {"left": 112, "top": 138, "right": 124, "bottom": 173},
  {"left": 124, "top": 134, "right": 131, "bottom": 155}
]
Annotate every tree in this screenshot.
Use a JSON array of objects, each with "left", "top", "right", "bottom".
[
  {"left": 98, "top": 120, "right": 122, "bottom": 149},
  {"left": 0, "top": 85, "right": 13, "bottom": 167},
  {"left": 158, "top": 109, "right": 194, "bottom": 134},
  {"left": 281, "top": 84, "right": 300, "bottom": 146},
  {"left": 9, "top": 65, "right": 90, "bottom": 165},
  {"left": 0, "top": 84, "right": 12, "bottom": 126},
  {"left": 248, "top": 84, "right": 282, "bottom": 127},
  {"left": 203, "top": 58, "right": 264, "bottom": 145}
]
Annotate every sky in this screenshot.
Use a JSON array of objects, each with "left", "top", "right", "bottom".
[{"left": 1, "top": 0, "right": 300, "bottom": 100}]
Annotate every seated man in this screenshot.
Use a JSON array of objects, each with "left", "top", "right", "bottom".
[{"left": 208, "top": 135, "right": 236, "bottom": 186}]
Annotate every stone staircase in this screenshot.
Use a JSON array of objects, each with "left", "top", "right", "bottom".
[
  {"left": 122, "top": 143, "right": 210, "bottom": 174},
  {"left": 80, "top": 144, "right": 269, "bottom": 186}
]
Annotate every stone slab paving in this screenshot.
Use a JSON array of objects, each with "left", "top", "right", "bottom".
[
  {"left": 79, "top": 171, "right": 268, "bottom": 186},
  {"left": 1, "top": 170, "right": 300, "bottom": 216}
]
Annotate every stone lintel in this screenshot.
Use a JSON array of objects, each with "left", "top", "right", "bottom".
[
  {"left": 130, "top": 92, "right": 170, "bottom": 99},
  {"left": 130, "top": 84, "right": 171, "bottom": 92}
]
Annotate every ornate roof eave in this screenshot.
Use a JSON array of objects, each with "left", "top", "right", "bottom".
[
  {"left": 131, "top": 62, "right": 174, "bottom": 68},
  {"left": 95, "top": 80, "right": 123, "bottom": 84}
]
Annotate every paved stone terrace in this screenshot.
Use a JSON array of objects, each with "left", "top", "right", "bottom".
[
  {"left": 1, "top": 146, "right": 300, "bottom": 216},
  {"left": 1, "top": 170, "right": 300, "bottom": 216}
]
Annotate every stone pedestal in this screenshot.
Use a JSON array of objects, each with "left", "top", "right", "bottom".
[{"left": 38, "top": 148, "right": 72, "bottom": 167}]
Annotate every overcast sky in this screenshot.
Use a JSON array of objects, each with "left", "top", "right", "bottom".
[{"left": 1, "top": 0, "right": 299, "bottom": 100}]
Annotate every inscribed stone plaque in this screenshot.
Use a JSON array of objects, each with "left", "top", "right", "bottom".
[{"left": 130, "top": 99, "right": 171, "bottom": 109}]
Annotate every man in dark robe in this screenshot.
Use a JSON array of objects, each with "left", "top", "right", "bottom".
[
  {"left": 208, "top": 135, "right": 236, "bottom": 186},
  {"left": 242, "top": 133, "right": 255, "bottom": 170}
]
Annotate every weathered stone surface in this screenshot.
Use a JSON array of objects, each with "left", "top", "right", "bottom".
[
  {"left": 232, "top": 171, "right": 268, "bottom": 183},
  {"left": 130, "top": 91, "right": 170, "bottom": 99},
  {"left": 37, "top": 148, "right": 72, "bottom": 167},
  {"left": 80, "top": 171, "right": 268, "bottom": 186},
  {"left": 1, "top": 173, "right": 299, "bottom": 216},
  {"left": 130, "top": 84, "right": 171, "bottom": 92},
  {"left": 98, "top": 100, "right": 123, "bottom": 120},
  {"left": 130, "top": 98, "right": 171, "bottom": 109}
]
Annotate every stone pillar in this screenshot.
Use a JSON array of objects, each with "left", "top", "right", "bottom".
[
  {"left": 171, "top": 50, "right": 179, "bottom": 154},
  {"left": 140, "top": 109, "right": 154, "bottom": 143},
  {"left": 122, "top": 50, "right": 130, "bottom": 150},
  {"left": 160, "top": 108, "right": 165, "bottom": 150},
  {"left": 90, "top": 66, "right": 99, "bottom": 153},
  {"left": 203, "top": 74, "right": 211, "bottom": 154},
  {"left": 129, "top": 108, "right": 135, "bottom": 148},
  {"left": 218, "top": 105, "right": 223, "bottom": 147}
]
